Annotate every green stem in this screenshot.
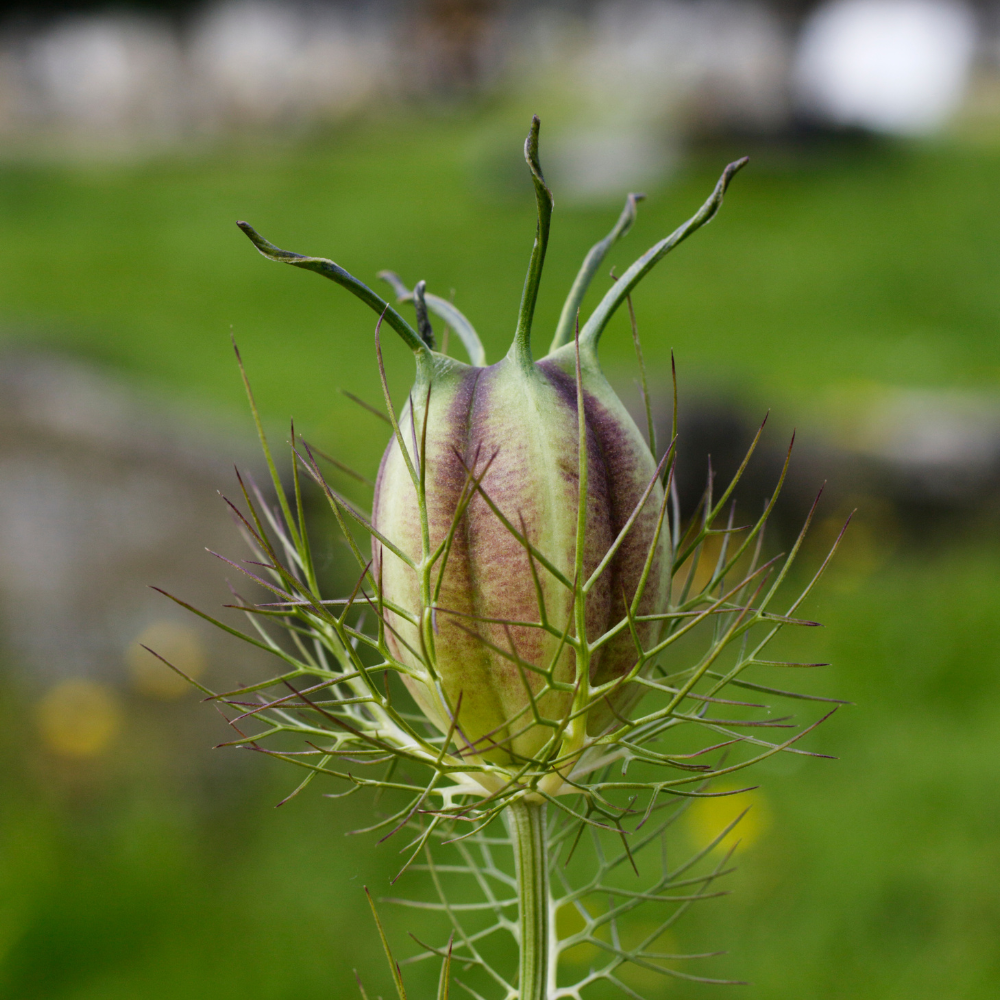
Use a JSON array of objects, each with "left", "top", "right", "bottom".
[{"left": 508, "top": 798, "right": 549, "bottom": 1000}]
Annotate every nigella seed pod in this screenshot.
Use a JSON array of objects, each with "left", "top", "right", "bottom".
[
  {"left": 238, "top": 117, "right": 746, "bottom": 787},
  {"left": 372, "top": 345, "right": 669, "bottom": 767},
  {"left": 196, "top": 115, "right": 840, "bottom": 1000}
]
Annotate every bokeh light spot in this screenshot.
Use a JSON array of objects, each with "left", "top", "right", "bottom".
[
  {"left": 127, "top": 620, "right": 206, "bottom": 699},
  {"left": 684, "top": 785, "right": 772, "bottom": 854},
  {"left": 36, "top": 679, "right": 122, "bottom": 758}
]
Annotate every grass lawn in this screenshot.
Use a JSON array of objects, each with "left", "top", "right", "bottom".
[{"left": 2, "top": 115, "right": 999, "bottom": 999}]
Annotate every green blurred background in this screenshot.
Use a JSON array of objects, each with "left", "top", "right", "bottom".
[{"left": 2, "top": 58, "right": 1000, "bottom": 1000}]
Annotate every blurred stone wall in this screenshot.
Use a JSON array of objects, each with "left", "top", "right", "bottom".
[
  {"left": 634, "top": 382, "right": 1000, "bottom": 549},
  {"left": 0, "top": 349, "right": 280, "bottom": 770}
]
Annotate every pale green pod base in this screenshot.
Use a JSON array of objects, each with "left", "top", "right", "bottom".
[{"left": 373, "top": 346, "right": 668, "bottom": 769}]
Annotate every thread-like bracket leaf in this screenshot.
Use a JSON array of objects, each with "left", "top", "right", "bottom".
[{"left": 366, "top": 886, "right": 409, "bottom": 1000}]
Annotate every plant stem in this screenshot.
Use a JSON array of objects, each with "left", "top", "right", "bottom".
[{"left": 508, "top": 798, "right": 549, "bottom": 1000}]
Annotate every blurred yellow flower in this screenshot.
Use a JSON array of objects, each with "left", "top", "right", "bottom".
[
  {"left": 36, "top": 679, "right": 122, "bottom": 758},
  {"left": 683, "top": 785, "right": 772, "bottom": 854},
  {"left": 126, "top": 620, "right": 206, "bottom": 700}
]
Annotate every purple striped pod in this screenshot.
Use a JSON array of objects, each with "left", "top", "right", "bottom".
[
  {"left": 372, "top": 344, "right": 670, "bottom": 768},
  {"left": 239, "top": 117, "right": 745, "bottom": 778}
]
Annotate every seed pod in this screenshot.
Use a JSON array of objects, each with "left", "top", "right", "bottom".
[
  {"left": 373, "top": 346, "right": 669, "bottom": 766},
  {"left": 239, "top": 117, "right": 746, "bottom": 777}
]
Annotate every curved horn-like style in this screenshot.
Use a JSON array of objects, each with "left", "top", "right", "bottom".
[
  {"left": 549, "top": 191, "right": 644, "bottom": 353},
  {"left": 379, "top": 270, "right": 487, "bottom": 367},
  {"left": 577, "top": 157, "right": 748, "bottom": 356},
  {"left": 237, "top": 221, "right": 430, "bottom": 361},
  {"left": 509, "top": 116, "right": 554, "bottom": 371}
]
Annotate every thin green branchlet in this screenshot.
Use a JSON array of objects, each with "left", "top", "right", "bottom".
[{"left": 153, "top": 118, "right": 846, "bottom": 1000}]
